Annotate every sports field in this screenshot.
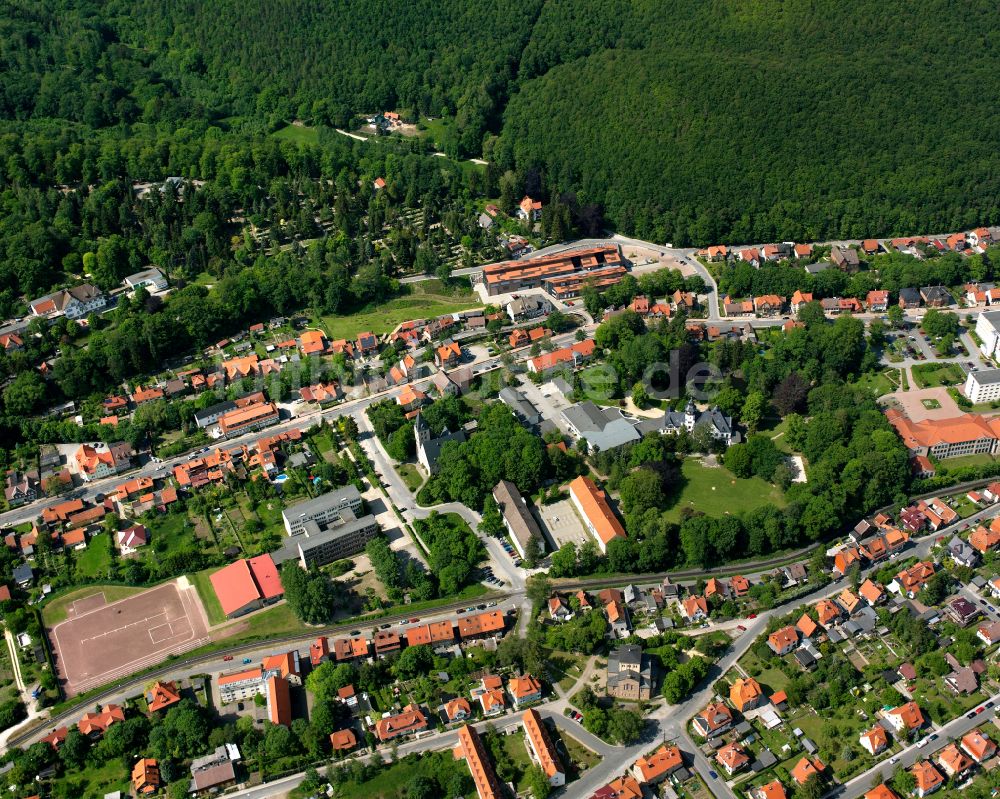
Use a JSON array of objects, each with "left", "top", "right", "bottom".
[{"left": 49, "top": 579, "right": 209, "bottom": 696}]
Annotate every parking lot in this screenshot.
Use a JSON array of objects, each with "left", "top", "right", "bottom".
[{"left": 535, "top": 498, "right": 590, "bottom": 551}]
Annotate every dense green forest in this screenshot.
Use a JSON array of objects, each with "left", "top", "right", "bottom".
[
  {"left": 498, "top": 0, "right": 1000, "bottom": 244},
  {"left": 3, "top": 0, "right": 1000, "bottom": 247}
]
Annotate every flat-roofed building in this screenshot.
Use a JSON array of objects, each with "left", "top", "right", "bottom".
[
  {"left": 273, "top": 510, "right": 379, "bottom": 569},
  {"left": 282, "top": 487, "right": 364, "bottom": 535},
  {"left": 965, "top": 368, "right": 1000, "bottom": 404},
  {"left": 493, "top": 480, "right": 544, "bottom": 560}
]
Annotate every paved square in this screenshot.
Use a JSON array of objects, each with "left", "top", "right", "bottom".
[
  {"left": 50, "top": 579, "right": 209, "bottom": 696},
  {"left": 536, "top": 499, "right": 590, "bottom": 551}
]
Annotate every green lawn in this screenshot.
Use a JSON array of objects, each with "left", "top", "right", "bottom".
[
  {"left": 548, "top": 651, "right": 587, "bottom": 693},
  {"left": 42, "top": 584, "right": 147, "bottom": 625},
  {"left": 334, "top": 750, "right": 475, "bottom": 799},
  {"left": 938, "top": 452, "right": 996, "bottom": 471},
  {"left": 663, "top": 459, "right": 785, "bottom": 522},
  {"left": 148, "top": 512, "right": 199, "bottom": 551},
  {"left": 420, "top": 116, "right": 453, "bottom": 149},
  {"left": 397, "top": 463, "right": 424, "bottom": 492},
  {"left": 560, "top": 732, "right": 600, "bottom": 775},
  {"left": 911, "top": 362, "right": 965, "bottom": 388},
  {"left": 272, "top": 122, "right": 319, "bottom": 145},
  {"left": 763, "top": 417, "right": 794, "bottom": 454},
  {"left": 74, "top": 534, "right": 112, "bottom": 578},
  {"left": 500, "top": 731, "right": 537, "bottom": 792},
  {"left": 851, "top": 370, "right": 900, "bottom": 397},
  {"left": 319, "top": 281, "right": 480, "bottom": 340},
  {"left": 191, "top": 567, "right": 226, "bottom": 626},
  {"left": 55, "top": 757, "right": 128, "bottom": 798},
  {"left": 578, "top": 364, "right": 619, "bottom": 403}
]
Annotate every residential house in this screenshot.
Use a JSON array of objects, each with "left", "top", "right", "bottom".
[
  {"left": 716, "top": 743, "right": 750, "bottom": 775},
  {"left": 865, "top": 786, "right": 898, "bottom": 799},
  {"left": 604, "top": 598, "right": 632, "bottom": 638},
  {"left": 131, "top": 758, "right": 160, "bottom": 795},
  {"left": 921, "top": 286, "right": 952, "bottom": 307},
  {"left": 30, "top": 283, "right": 107, "bottom": 319},
  {"left": 729, "top": 677, "right": 764, "bottom": 713},
  {"left": 509, "top": 674, "right": 543, "bottom": 707},
  {"left": 791, "top": 757, "right": 825, "bottom": 786},
  {"left": 936, "top": 744, "right": 974, "bottom": 779},
  {"left": 737, "top": 249, "right": 760, "bottom": 266},
  {"left": 816, "top": 599, "right": 844, "bottom": 628},
  {"left": 375, "top": 704, "right": 428, "bottom": 742},
  {"left": 548, "top": 595, "right": 572, "bottom": 621},
  {"left": 796, "top": 613, "right": 819, "bottom": 639},
  {"left": 790, "top": 290, "right": 813, "bottom": 314},
  {"left": 753, "top": 295, "right": 784, "bottom": 317},
  {"left": 830, "top": 246, "right": 860, "bottom": 271},
  {"left": 895, "top": 562, "right": 935, "bottom": 597},
  {"left": 977, "top": 621, "right": 1000, "bottom": 646},
  {"left": 867, "top": 290, "right": 890, "bottom": 312},
  {"left": 444, "top": 698, "right": 472, "bottom": 724},
  {"left": 860, "top": 726, "right": 889, "bottom": 756},
  {"left": 884, "top": 702, "right": 926, "bottom": 736},
  {"left": 78, "top": 704, "right": 126, "bottom": 738},
  {"left": 911, "top": 761, "right": 944, "bottom": 798},
  {"left": 435, "top": 340, "right": 462, "bottom": 369},
  {"left": 681, "top": 595, "right": 708, "bottom": 623},
  {"left": 145, "top": 681, "right": 181, "bottom": 714},
  {"left": 767, "top": 626, "right": 799, "bottom": 655},
  {"left": 477, "top": 675, "right": 506, "bottom": 716},
  {"left": 692, "top": 702, "right": 734, "bottom": 738},
  {"left": 517, "top": 196, "right": 542, "bottom": 222},
  {"left": 898, "top": 288, "right": 922, "bottom": 309},
  {"left": 4, "top": 470, "right": 39, "bottom": 508},
  {"left": 859, "top": 579, "right": 885, "bottom": 605},
  {"left": 970, "top": 524, "right": 1000, "bottom": 553},
  {"left": 632, "top": 744, "right": 683, "bottom": 785},
  {"left": 753, "top": 780, "right": 788, "bottom": 799},
  {"left": 961, "top": 729, "right": 997, "bottom": 763}
]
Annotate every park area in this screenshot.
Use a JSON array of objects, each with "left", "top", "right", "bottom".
[
  {"left": 48, "top": 579, "right": 209, "bottom": 696},
  {"left": 663, "top": 459, "right": 785, "bottom": 522},
  {"left": 318, "top": 280, "right": 481, "bottom": 340}
]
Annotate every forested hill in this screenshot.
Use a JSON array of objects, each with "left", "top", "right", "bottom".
[
  {"left": 4, "top": 0, "right": 1000, "bottom": 245},
  {"left": 498, "top": 0, "right": 1000, "bottom": 245}
]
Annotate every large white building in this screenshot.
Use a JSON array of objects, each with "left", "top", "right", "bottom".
[
  {"left": 965, "top": 368, "right": 1000, "bottom": 404},
  {"left": 282, "top": 487, "right": 363, "bottom": 535},
  {"left": 975, "top": 311, "right": 1000, "bottom": 359}
]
